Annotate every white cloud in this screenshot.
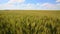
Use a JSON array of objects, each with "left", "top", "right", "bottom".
[
  {"left": 8, "top": 0, "right": 25, "bottom": 3},
  {"left": 20, "top": 3, "right": 60, "bottom": 10},
  {"left": 40, "top": 3, "right": 57, "bottom": 9},
  {"left": 56, "top": 0, "right": 60, "bottom": 2},
  {"left": 41, "top": 3, "right": 51, "bottom": 9},
  {"left": 0, "top": 2, "right": 60, "bottom": 10},
  {"left": 0, "top": 0, "right": 25, "bottom": 5},
  {"left": 0, "top": 0, "right": 60, "bottom": 10},
  {"left": 0, "top": 0, "right": 26, "bottom": 10}
]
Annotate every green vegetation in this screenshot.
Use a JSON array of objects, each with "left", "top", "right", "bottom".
[{"left": 0, "top": 10, "right": 60, "bottom": 34}]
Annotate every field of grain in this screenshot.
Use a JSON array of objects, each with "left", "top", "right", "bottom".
[{"left": 0, "top": 10, "right": 60, "bottom": 34}]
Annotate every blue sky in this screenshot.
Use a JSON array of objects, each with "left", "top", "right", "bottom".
[
  {"left": 24, "top": 0, "right": 56, "bottom": 4},
  {"left": 0, "top": 0, "right": 9, "bottom": 4},
  {"left": 0, "top": 0, "right": 60, "bottom": 10}
]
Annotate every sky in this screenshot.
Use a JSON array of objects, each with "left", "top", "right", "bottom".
[{"left": 0, "top": 0, "right": 60, "bottom": 10}]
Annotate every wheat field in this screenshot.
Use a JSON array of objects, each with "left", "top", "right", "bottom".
[{"left": 0, "top": 10, "right": 60, "bottom": 34}]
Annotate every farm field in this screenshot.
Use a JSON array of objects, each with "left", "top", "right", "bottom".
[{"left": 0, "top": 10, "right": 60, "bottom": 34}]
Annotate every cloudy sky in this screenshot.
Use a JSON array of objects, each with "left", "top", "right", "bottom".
[{"left": 0, "top": 0, "right": 60, "bottom": 10}]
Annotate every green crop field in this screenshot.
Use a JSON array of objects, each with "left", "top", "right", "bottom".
[{"left": 0, "top": 10, "right": 60, "bottom": 34}]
